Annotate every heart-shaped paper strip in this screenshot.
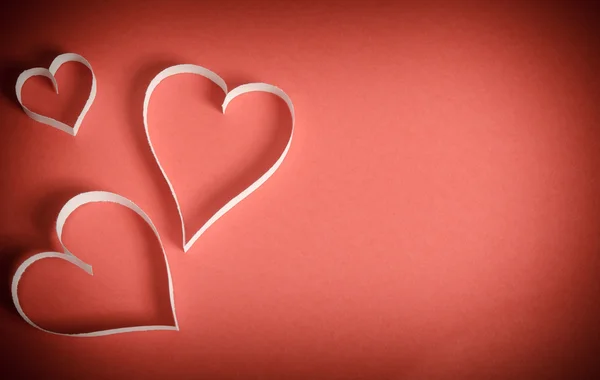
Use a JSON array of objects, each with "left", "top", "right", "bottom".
[
  {"left": 144, "top": 65, "right": 296, "bottom": 252},
  {"left": 15, "top": 53, "right": 97, "bottom": 136},
  {"left": 11, "top": 191, "right": 179, "bottom": 337}
]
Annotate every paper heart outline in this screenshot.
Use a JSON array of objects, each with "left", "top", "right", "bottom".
[
  {"left": 15, "top": 53, "right": 97, "bottom": 136},
  {"left": 144, "top": 65, "right": 296, "bottom": 252},
  {"left": 11, "top": 191, "right": 179, "bottom": 337}
]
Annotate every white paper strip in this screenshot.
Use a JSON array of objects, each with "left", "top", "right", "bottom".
[
  {"left": 11, "top": 191, "right": 179, "bottom": 337},
  {"left": 15, "top": 53, "right": 97, "bottom": 136},
  {"left": 144, "top": 65, "right": 296, "bottom": 252}
]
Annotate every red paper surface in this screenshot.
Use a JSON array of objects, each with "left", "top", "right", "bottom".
[{"left": 1, "top": 0, "right": 599, "bottom": 378}]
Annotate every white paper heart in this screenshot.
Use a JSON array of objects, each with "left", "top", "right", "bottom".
[
  {"left": 11, "top": 191, "right": 179, "bottom": 337},
  {"left": 144, "top": 65, "right": 295, "bottom": 252},
  {"left": 15, "top": 53, "right": 97, "bottom": 136}
]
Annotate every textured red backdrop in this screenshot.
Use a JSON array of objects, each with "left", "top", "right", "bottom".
[{"left": 1, "top": 0, "right": 600, "bottom": 378}]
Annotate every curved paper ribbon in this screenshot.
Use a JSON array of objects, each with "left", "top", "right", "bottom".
[
  {"left": 11, "top": 191, "right": 179, "bottom": 337},
  {"left": 15, "top": 53, "right": 97, "bottom": 136},
  {"left": 143, "top": 65, "right": 296, "bottom": 252}
]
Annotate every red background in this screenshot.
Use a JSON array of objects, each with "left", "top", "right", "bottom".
[{"left": 1, "top": 0, "right": 600, "bottom": 378}]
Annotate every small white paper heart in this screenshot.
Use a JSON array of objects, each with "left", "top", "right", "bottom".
[
  {"left": 11, "top": 191, "right": 179, "bottom": 337},
  {"left": 144, "top": 65, "right": 296, "bottom": 252},
  {"left": 15, "top": 53, "right": 97, "bottom": 136}
]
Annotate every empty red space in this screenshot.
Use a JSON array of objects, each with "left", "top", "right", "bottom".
[{"left": 0, "top": 0, "right": 599, "bottom": 379}]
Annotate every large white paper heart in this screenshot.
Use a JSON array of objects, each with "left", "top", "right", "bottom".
[
  {"left": 11, "top": 191, "right": 179, "bottom": 337},
  {"left": 15, "top": 53, "right": 97, "bottom": 136},
  {"left": 144, "top": 65, "right": 295, "bottom": 252}
]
